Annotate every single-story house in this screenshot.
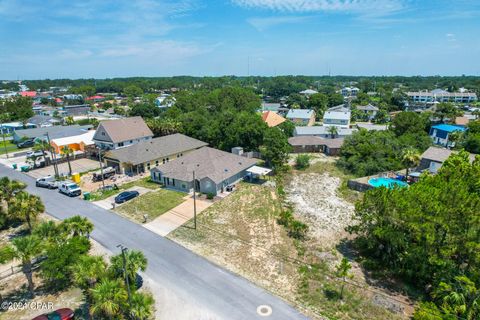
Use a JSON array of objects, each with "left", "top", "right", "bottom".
[
  {"left": 356, "top": 123, "right": 389, "bottom": 131},
  {"left": 151, "top": 147, "right": 258, "bottom": 195},
  {"left": 62, "top": 104, "right": 90, "bottom": 116},
  {"left": 0, "top": 122, "right": 35, "bottom": 134},
  {"left": 323, "top": 105, "right": 351, "bottom": 128},
  {"left": 429, "top": 124, "right": 466, "bottom": 147},
  {"left": 93, "top": 116, "right": 153, "bottom": 150},
  {"left": 261, "top": 111, "right": 286, "bottom": 127},
  {"left": 50, "top": 130, "right": 96, "bottom": 154},
  {"left": 104, "top": 133, "right": 208, "bottom": 174},
  {"left": 286, "top": 109, "right": 316, "bottom": 126},
  {"left": 12, "top": 125, "right": 93, "bottom": 143},
  {"left": 294, "top": 125, "right": 356, "bottom": 138},
  {"left": 288, "top": 136, "right": 344, "bottom": 156},
  {"left": 356, "top": 104, "right": 379, "bottom": 120},
  {"left": 27, "top": 115, "right": 62, "bottom": 128},
  {"left": 419, "top": 146, "right": 476, "bottom": 173}
]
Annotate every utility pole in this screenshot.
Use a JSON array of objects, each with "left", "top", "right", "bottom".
[
  {"left": 1, "top": 125, "right": 9, "bottom": 159},
  {"left": 45, "top": 132, "right": 58, "bottom": 177},
  {"left": 98, "top": 148, "right": 105, "bottom": 188},
  {"left": 193, "top": 170, "right": 197, "bottom": 230},
  {"left": 117, "top": 244, "right": 133, "bottom": 317}
]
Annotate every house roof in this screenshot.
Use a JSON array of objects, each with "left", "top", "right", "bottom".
[
  {"left": 299, "top": 89, "right": 318, "bottom": 95},
  {"left": 19, "top": 91, "right": 37, "bottom": 97},
  {"left": 104, "top": 133, "right": 208, "bottom": 165},
  {"left": 421, "top": 146, "right": 476, "bottom": 163},
  {"left": 27, "top": 115, "right": 60, "bottom": 126},
  {"left": 356, "top": 104, "right": 379, "bottom": 111},
  {"left": 454, "top": 116, "right": 469, "bottom": 126},
  {"left": 51, "top": 130, "right": 95, "bottom": 148},
  {"left": 93, "top": 116, "right": 153, "bottom": 143},
  {"left": 286, "top": 109, "right": 315, "bottom": 119},
  {"left": 294, "top": 126, "right": 356, "bottom": 136},
  {"left": 151, "top": 147, "right": 257, "bottom": 184},
  {"left": 323, "top": 110, "right": 351, "bottom": 121},
  {"left": 356, "top": 123, "right": 388, "bottom": 131},
  {"left": 431, "top": 124, "right": 466, "bottom": 133},
  {"left": 14, "top": 125, "right": 92, "bottom": 140},
  {"left": 86, "top": 95, "right": 105, "bottom": 100},
  {"left": 327, "top": 104, "right": 349, "bottom": 112},
  {"left": 261, "top": 111, "right": 286, "bottom": 127},
  {"left": 288, "top": 136, "right": 344, "bottom": 149}
]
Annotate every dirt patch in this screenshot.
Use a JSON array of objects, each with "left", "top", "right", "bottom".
[{"left": 286, "top": 172, "right": 355, "bottom": 250}]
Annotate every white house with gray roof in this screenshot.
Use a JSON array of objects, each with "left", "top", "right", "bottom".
[
  {"left": 286, "top": 109, "right": 316, "bottom": 126},
  {"left": 323, "top": 105, "right": 351, "bottom": 128},
  {"left": 93, "top": 116, "right": 153, "bottom": 150},
  {"left": 151, "top": 147, "right": 257, "bottom": 195},
  {"left": 294, "top": 126, "right": 356, "bottom": 138}
]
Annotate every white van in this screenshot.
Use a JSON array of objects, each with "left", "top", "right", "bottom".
[{"left": 58, "top": 181, "right": 81, "bottom": 197}]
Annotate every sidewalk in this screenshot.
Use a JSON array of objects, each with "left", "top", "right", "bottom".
[{"left": 144, "top": 195, "right": 215, "bottom": 236}]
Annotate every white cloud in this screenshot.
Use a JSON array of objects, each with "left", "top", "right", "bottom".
[
  {"left": 232, "top": 0, "right": 404, "bottom": 16},
  {"left": 247, "top": 15, "right": 311, "bottom": 30}
]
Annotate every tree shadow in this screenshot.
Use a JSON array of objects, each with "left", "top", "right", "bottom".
[{"left": 323, "top": 287, "right": 341, "bottom": 301}]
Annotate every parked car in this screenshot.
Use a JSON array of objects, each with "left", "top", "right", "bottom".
[
  {"left": 32, "top": 308, "right": 74, "bottom": 320},
  {"left": 17, "top": 139, "right": 35, "bottom": 148},
  {"left": 36, "top": 176, "right": 58, "bottom": 189},
  {"left": 114, "top": 190, "right": 139, "bottom": 204},
  {"left": 26, "top": 150, "right": 45, "bottom": 159},
  {"left": 58, "top": 181, "right": 82, "bottom": 197}
]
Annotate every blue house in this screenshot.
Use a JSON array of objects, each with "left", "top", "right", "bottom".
[{"left": 429, "top": 124, "right": 466, "bottom": 147}]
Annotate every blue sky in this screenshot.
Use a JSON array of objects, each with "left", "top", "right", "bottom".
[{"left": 1, "top": 0, "right": 479, "bottom": 79}]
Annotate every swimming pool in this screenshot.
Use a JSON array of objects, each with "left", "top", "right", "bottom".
[{"left": 368, "top": 177, "right": 408, "bottom": 189}]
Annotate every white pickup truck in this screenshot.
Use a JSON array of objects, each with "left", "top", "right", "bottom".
[
  {"left": 58, "top": 181, "right": 82, "bottom": 197},
  {"left": 35, "top": 176, "right": 58, "bottom": 189}
]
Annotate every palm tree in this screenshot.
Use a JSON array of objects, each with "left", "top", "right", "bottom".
[
  {"left": 61, "top": 146, "right": 74, "bottom": 175},
  {"left": 64, "top": 116, "right": 75, "bottom": 125},
  {"left": 130, "top": 291, "right": 155, "bottom": 320},
  {"left": 327, "top": 126, "right": 339, "bottom": 139},
  {"left": 72, "top": 255, "right": 107, "bottom": 291},
  {"left": 11, "top": 235, "right": 43, "bottom": 297},
  {"left": 90, "top": 279, "right": 128, "bottom": 319},
  {"left": 110, "top": 250, "right": 147, "bottom": 285},
  {"left": 433, "top": 276, "right": 480, "bottom": 320},
  {"left": 33, "top": 220, "right": 60, "bottom": 242},
  {"left": 9, "top": 191, "right": 45, "bottom": 232},
  {"left": 401, "top": 148, "right": 421, "bottom": 179},
  {"left": 60, "top": 215, "right": 94, "bottom": 238},
  {"left": 0, "top": 177, "right": 26, "bottom": 207},
  {"left": 34, "top": 140, "right": 52, "bottom": 166}
]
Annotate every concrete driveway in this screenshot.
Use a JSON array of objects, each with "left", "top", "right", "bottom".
[
  {"left": 26, "top": 158, "right": 100, "bottom": 178},
  {"left": 92, "top": 186, "right": 152, "bottom": 210},
  {"left": 144, "top": 195, "right": 214, "bottom": 236}
]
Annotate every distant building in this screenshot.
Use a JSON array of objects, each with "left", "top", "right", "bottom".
[
  {"left": 323, "top": 105, "right": 351, "bottom": 128},
  {"left": 356, "top": 104, "right": 379, "bottom": 120},
  {"left": 93, "top": 116, "right": 153, "bottom": 150},
  {"left": 299, "top": 89, "right": 318, "bottom": 96},
  {"left": 340, "top": 87, "right": 359, "bottom": 98},
  {"left": 355, "top": 123, "right": 388, "bottom": 131},
  {"left": 407, "top": 90, "right": 477, "bottom": 104},
  {"left": 288, "top": 136, "right": 344, "bottom": 156},
  {"left": 12, "top": 125, "right": 92, "bottom": 143},
  {"left": 155, "top": 93, "right": 175, "bottom": 108},
  {"left": 19, "top": 91, "right": 37, "bottom": 98},
  {"left": 286, "top": 109, "right": 316, "bottom": 126},
  {"left": 0, "top": 122, "right": 35, "bottom": 134},
  {"left": 261, "top": 111, "right": 286, "bottom": 127},
  {"left": 85, "top": 95, "right": 105, "bottom": 102},
  {"left": 27, "top": 115, "right": 62, "bottom": 128},
  {"left": 429, "top": 124, "right": 466, "bottom": 147},
  {"left": 294, "top": 126, "right": 356, "bottom": 138},
  {"left": 62, "top": 104, "right": 90, "bottom": 116},
  {"left": 419, "top": 146, "right": 476, "bottom": 173}
]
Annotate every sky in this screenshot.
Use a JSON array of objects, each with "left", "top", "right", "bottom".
[{"left": 1, "top": 0, "right": 480, "bottom": 79}]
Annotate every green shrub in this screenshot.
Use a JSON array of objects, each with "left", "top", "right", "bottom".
[
  {"left": 295, "top": 154, "right": 311, "bottom": 170},
  {"left": 206, "top": 193, "right": 215, "bottom": 200},
  {"left": 277, "top": 210, "right": 293, "bottom": 226}
]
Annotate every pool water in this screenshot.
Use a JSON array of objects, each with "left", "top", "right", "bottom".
[{"left": 368, "top": 177, "right": 408, "bottom": 189}]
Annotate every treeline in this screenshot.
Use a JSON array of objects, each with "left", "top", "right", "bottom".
[
  {"left": 3, "top": 75, "right": 479, "bottom": 99},
  {"left": 0, "top": 177, "right": 154, "bottom": 319},
  {"left": 338, "top": 112, "right": 432, "bottom": 176},
  {"left": 348, "top": 152, "right": 480, "bottom": 319}
]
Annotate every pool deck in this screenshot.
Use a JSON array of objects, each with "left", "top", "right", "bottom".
[{"left": 347, "top": 169, "right": 407, "bottom": 192}]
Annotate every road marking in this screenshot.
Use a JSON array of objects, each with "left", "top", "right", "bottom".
[{"left": 257, "top": 305, "right": 272, "bottom": 317}]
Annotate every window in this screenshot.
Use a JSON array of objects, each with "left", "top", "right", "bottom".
[
  {"left": 155, "top": 160, "right": 159, "bottom": 166},
  {"left": 163, "top": 159, "right": 166, "bottom": 164},
  {"left": 147, "top": 163, "right": 151, "bottom": 170},
  {"left": 101, "top": 132, "right": 105, "bottom": 136},
  {"left": 118, "top": 142, "right": 124, "bottom": 147},
  {"left": 130, "top": 140, "right": 133, "bottom": 143}
]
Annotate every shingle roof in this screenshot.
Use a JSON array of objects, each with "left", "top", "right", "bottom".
[
  {"left": 14, "top": 125, "right": 92, "bottom": 140},
  {"left": 93, "top": 116, "right": 153, "bottom": 143},
  {"left": 261, "top": 111, "right": 286, "bottom": 127},
  {"left": 104, "top": 133, "right": 208, "bottom": 165},
  {"left": 294, "top": 126, "right": 355, "bottom": 136},
  {"left": 288, "top": 136, "right": 344, "bottom": 148},
  {"left": 151, "top": 147, "right": 257, "bottom": 184},
  {"left": 286, "top": 109, "right": 315, "bottom": 120},
  {"left": 356, "top": 104, "right": 379, "bottom": 111},
  {"left": 421, "top": 146, "right": 476, "bottom": 163}
]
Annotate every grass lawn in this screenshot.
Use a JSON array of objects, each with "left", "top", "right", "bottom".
[
  {"left": 0, "top": 140, "right": 19, "bottom": 155},
  {"left": 89, "top": 176, "right": 161, "bottom": 201},
  {"left": 115, "top": 189, "right": 185, "bottom": 223}
]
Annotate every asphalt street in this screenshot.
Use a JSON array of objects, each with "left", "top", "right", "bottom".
[{"left": 0, "top": 165, "right": 309, "bottom": 320}]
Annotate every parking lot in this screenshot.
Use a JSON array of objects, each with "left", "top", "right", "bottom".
[{"left": 26, "top": 158, "right": 100, "bottom": 178}]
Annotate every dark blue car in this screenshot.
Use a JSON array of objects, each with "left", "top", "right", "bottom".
[{"left": 114, "top": 190, "right": 139, "bottom": 204}]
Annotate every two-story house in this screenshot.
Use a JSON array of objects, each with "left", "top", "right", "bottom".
[
  {"left": 323, "top": 105, "right": 351, "bottom": 128},
  {"left": 93, "top": 116, "right": 153, "bottom": 150},
  {"left": 286, "top": 109, "right": 316, "bottom": 126}
]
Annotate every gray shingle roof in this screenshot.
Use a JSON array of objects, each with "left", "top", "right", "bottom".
[
  {"left": 104, "top": 133, "right": 208, "bottom": 165},
  {"left": 151, "top": 147, "right": 257, "bottom": 184},
  {"left": 14, "top": 125, "right": 92, "bottom": 140},
  {"left": 286, "top": 109, "right": 315, "bottom": 120},
  {"left": 421, "top": 146, "right": 476, "bottom": 163},
  {"left": 288, "top": 136, "right": 344, "bottom": 148},
  {"left": 93, "top": 116, "right": 153, "bottom": 143}
]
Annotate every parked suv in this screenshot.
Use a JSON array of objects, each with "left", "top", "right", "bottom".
[
  {"left": 58, "top": 181, "right": 81, "bottom": 197},
  {"left": 36, "top": 176, "right": 58, "bottom": 189}
]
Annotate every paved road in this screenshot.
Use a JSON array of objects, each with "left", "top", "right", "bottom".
[{"left": 1, "top": 165, "right": 309, "bottom": 320}]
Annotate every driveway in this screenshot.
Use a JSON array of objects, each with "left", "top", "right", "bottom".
[
  {"left": 92, "top": 186, "right": 152, "bottom": 210},
  {"left": 144, "top": 195, "right": 214, "bottom": 236},
  {"left": 26, "top": 158, "right": 100, "bottom": 178},
  {"left": 0, "top": 164, "right": 308, "bottom": 320}
]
